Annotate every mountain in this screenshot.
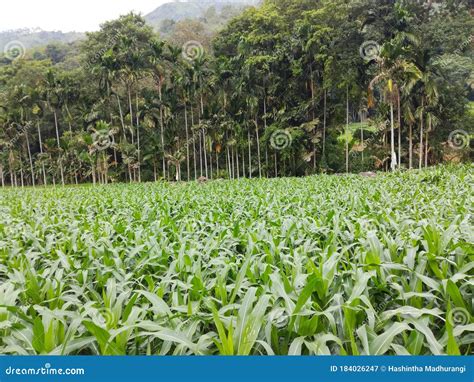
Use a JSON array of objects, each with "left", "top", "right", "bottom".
[
  {"left": 0, "top": 1, "right": 259, "bottom": 53},
  {"left": 144, "top": 0, "right": 259, "bottom": 28},
  {"left": 0, "top": 29, "right": 84, "bottom": 52}
]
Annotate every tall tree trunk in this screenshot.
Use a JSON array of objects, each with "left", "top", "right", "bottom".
[
  {"left": 241, "top": 146, "right": 245, "bottom": 179},
  {"left": 37, "top": 121, "right": 47, "bottom": 186},
  {"left": 322, "top": 89, "right": 327, "bottom": 161},
  {"left": 231, "top": 146, "right": 235, "bottom": 179},
  {"left": 409, "top": 124, "right": 413, "bottom": 170},
  {"left": 309, "top": 70, "right": 317, "bottom": 170},
  {"left": 136, "top": 93, "right": 141, "bottom": 183},
  {"left": 53, "top": 110, "right": 65, "bottom": 185},
  {"left": 116, "top": 94, "right": 126, "bottom": 140},
  {"left": 425, "top": 117, "right": 431, "bottom": 168},
  {"left": 226, "top": 145, "right": 231, "bottom": 179},
  {"left": 397, "top": 90, "right": 402, "bottom": 169},
  {"left": 248, "top": 129, "right": 252, "bottom": 179},
  {"left": 25, "top": 133, "right": 35, "bottom": 187},
  {"left": 158, "top": 82, "right": 166, "bottom": 179},
  {"left": 200, "top": 88, "right": 208, "bottom": 179},
  {"left": 0, "top": 165, "right": 4, "bottom": 187},
  {"left": 236, "top": 150, "right": 240, "bottom": 179},
  {"left": 263, "top": 95, "right": 269, "bottom": 176},
  {"left": 203, "top": 131, "right": 208, "bottom": 178},
  {"left": 184, "top": 102, "right": 190, "bottom": 181},
  {"left": 255, "top": 117, "right": 262, "bottom": 178},
  {"left": 345, "top": 86, "right": 349, "bottom": 173},
  {"left": 20, "top": 163, "right": 24, "bottom": 188},
  {"left": 199, "top": 130, "right": 203, "bottom": 177},
  {"left": 209, "top": 145, "right": 213, "bottom": 180},
  {"left": 92, "top": 160, "right": 96, "bottom": 185},
  {"left": 117, "top": 94, "right": 128, "bottom": 182},
  {"left": 128, "top": 86, "right": 134, "bottom": 145},
  {"left": 390, "top": 101, "right": 396, "bottom": 171},
  {"left": 419, "top": 99, "right": 424, "bottom": 170},
  {"left": 191, "top": 101, "right": 197, "bottom": 180},
  {"left": 8, "top": 153, "right": 14, "bottom": 187}
]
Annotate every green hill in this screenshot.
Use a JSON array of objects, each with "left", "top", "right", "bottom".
[
  {"left": 0, "top": 28, "right": 84, "bottom": 52},
  {"left": 145, "top": 0, "right": 258, "bottom": 26}
]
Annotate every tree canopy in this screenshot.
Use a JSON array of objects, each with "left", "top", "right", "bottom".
[{"left": 0, "top": 0, "right": 472, "bottom": 186}]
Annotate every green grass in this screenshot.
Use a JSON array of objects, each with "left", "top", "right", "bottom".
[{"left": 0, "top": 165, "right": 472, "bottom": 355}]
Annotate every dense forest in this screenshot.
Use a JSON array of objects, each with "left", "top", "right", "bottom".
[{"left": 0, "top": 0, "right": 472, "bottom": 186}]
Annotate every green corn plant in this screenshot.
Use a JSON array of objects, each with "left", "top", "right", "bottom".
[{"left": 0, "top": 165, "right": 472, "bottom": 355}]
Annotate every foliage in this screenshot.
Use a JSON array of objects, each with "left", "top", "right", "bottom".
[{"left": 0, "top": 1, "right": 473, "bottom": 186}]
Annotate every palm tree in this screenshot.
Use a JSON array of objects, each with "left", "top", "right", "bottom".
[
  {"left": 176, "top": 69, "right": 192, "bottom": 181},
  {"left": 192, "top": 57, "right": 210, "bottom": 178},
  {"left": 416, "top": 72, "right": 439, "bottom": 169},
  {"left": 149, "top": 39, "right": 168, "bottom": 180},
  {"left": 370, "top": 46, "right": 421, "bottom": 171},
  {"left": 43, "top": 69, "right": 65, "bottom": 185}
]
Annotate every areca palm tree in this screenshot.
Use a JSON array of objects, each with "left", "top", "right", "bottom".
[
  {"left": 191, "top": 56, "right": 211, "bottom": 178},
  {"left": 416, "top": 72, "right": 439, "bottom": 169},
  {"left": 370, "top": 45, "right": 421, "bottom": 171},
  {"left": 149, "top": 39, "right": 169, "bottom": 179},
  {"left": 43, "top": 69, "right": 65, "bottom": 185}
]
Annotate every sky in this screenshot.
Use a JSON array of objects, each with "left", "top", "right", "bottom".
[{"left": 0, "top": 0, "right": 169, "bottom": 32}]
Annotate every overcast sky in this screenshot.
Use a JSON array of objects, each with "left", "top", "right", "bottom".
[{"left": 1, "top": 0, "right": 169, "bottom": 32}]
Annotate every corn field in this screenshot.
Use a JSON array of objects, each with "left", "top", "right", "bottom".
[{"left": 0, "top": 165, "right": 473, "bottom": 355}]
